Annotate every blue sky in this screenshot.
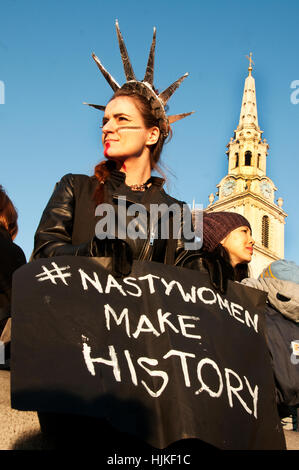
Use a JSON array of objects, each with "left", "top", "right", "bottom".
[{"left": 1, "top": 0, "right": 298, "bottom": 266}]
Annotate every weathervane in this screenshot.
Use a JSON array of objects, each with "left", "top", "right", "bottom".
[{"left": 246, "top": 52, "right": 254, "bottom": 75}]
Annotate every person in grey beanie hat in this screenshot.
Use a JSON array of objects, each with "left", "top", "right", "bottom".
[
  {"left": 242, "top": 260, "right": 299, "bottom": 430},
  {"left": 260, "top": 259, "right": 299, "bottom": 286}
]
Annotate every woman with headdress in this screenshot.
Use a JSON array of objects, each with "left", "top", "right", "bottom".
[
  {"left": 32, "top": 21, "right": 194, "bottom": 274},
  {"left": 0, "top": 185, "right": 26, "bottom": 367},
  {"left": 31, "top": 22, "right": 204, "bottom": 451}
]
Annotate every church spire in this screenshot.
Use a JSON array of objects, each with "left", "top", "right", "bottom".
[
  {"left": 237, "top": 53, "right": 259, "bottom": 131},
  {"left": 225, "top": 53, "right": 268, "bottom": 178},
  {"left": 204, "top": 55, "right": 287, "bottom": 279}
]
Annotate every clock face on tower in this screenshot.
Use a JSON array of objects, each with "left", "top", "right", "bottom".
[
  {"left": 260, "top": 181, "right": 272, "bottom": 199},
  {"left": 222, "top": 178, "right": 236, "bottom": 197}
]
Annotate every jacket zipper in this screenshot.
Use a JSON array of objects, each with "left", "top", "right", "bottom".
[
  {"left": 112, "top": 194, "right": 155, "bottom": 261},
  {"left": 138, "top": 223, "right": 155, "bottom": 261}
]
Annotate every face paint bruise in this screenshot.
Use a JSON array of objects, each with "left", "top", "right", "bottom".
[
  {"left": 104, "top": 142, "right": 110, "bottom": 157},
  {"left": 116, "top": 126, "right": 143, "bottom": 132}
]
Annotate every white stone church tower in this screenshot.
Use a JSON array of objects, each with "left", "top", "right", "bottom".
[{"left": 205, "top": 54, "right": 287, "bottom": 278}]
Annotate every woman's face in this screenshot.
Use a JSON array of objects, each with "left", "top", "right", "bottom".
[
  {"left": 220, "top": 226, "right": 255, "bottom": 267},
  {"left": 101, "top": 96, "right": 159, "bottom": 161}
]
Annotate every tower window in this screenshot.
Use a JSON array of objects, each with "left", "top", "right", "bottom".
[
  {"left": 257, "top": 153, "right": 261, "bottom": 168},
  {"left": 262, "top": 215, "right": 270, "bottom": 248},
  {"left": 245, "top": 151, "right": 252, "bottom": 166},
  {"left": 235, "top": 153, "right": 239, "bottom": 167}
]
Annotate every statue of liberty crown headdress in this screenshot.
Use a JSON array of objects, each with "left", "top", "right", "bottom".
[{"left": 84, "top": 20, "right": 194, "bottom": 138}]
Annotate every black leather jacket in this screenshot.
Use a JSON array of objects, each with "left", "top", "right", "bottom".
[{"left": 32, "top": 170, "right": 193, "bottom": 268}]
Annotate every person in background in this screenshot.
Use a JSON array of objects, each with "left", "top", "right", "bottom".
[
  {"left": 0, "top": 185, "right": 26, "bottom": 369},
  {"left": 183, "top": 211, "right": 255, "bottom": 293},
  {"left": 242, "top": 259, "right": 299, "bottom": 432}
]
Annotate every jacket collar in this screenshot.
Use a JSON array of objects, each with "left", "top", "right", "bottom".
[
  {"left": 109, "top": 169, "right": 126, "bottom": 187},
  {"left": 109, "top": 169, "right": 165, "bottom": 190},
  {"left": 110, "top": 174, "right": 180, "bottom": 221}
]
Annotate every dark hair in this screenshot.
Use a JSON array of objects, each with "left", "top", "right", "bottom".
[
  {"left": 0, "top": 185, "right": 18, "bottom": 239},
  {"left": 93, "top": 89, "right": 170, "bottom": 204},
  {"left": 221, "top": 244, "right": 249, "bottom": 281},
  {"left": 204, "top": 244, "right": 249, "bottom": 282}
]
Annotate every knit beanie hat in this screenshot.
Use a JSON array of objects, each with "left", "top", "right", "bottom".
[
  {"left": 202, "top": 211, "right": 251, "bottom": 253},
  {"left": 259, "top": 259, "right": 299, "bottom": 285}
]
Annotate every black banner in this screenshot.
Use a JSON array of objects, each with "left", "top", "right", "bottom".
[{"left": 11, "top": 257, "right": 286, "bottom": 450}]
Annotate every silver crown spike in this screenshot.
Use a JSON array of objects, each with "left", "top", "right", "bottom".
[
  {"left": 143, "top": 27, "right": 156, "bottom": 85},
  {"left": 159, "top": 73, "right": 189, "bottom": 105},
  {"left": 168, "top": 111, "right": 195, "bottom": 124},
  {"left": 86, "top": 22, "right": 194, "bottom": 137},
  {"left": 92, "top": 53, "right": 120, "bottom": 92},
  {"left": 115, "top": 20, "right": 136, "bottom": 81},
  {"left": 83, "top": 102, "right": 106, "bottom": 111}
]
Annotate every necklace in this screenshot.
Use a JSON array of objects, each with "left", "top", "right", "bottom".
[{"left": 129, "top": 183, "right": 148, "bottom": 192}]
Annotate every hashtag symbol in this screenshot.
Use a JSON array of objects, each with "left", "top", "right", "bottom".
[{"left": 35, "top": 262, "right": 71, "bottom": 285}]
